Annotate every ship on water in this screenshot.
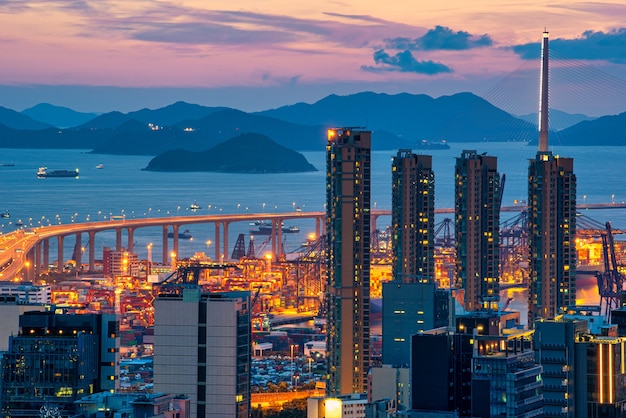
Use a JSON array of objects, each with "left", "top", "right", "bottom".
[
  {"left": 250, "top": 220, "right": 299, "bottom": 235},
  {"left": 167, "top": 229, "right": 193, "bottom": 239},
  {"left": 37, "top": 167, "right": 79, "bottom": 178}
]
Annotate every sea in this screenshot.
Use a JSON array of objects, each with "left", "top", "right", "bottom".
[{"left": 1, "top": 141, "right": 624, "bottom": 322}]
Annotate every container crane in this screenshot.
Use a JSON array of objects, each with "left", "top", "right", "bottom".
[{"left": 596, "top": 221, "right": 624, "bottom": 320}]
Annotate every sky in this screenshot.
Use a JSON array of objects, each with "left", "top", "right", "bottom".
[{"left": 1, "top": 0, "right": 626, "bottom": 115}]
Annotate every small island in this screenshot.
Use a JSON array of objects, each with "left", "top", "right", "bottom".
[{"left": 143, "top": 132, "right": 318, "bottom": 173}]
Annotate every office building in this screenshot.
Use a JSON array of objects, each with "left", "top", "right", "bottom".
[
  {"left": 0, "top": 281, "right": 51, "bottom": 304},
  {"left": 471, "top": 331, "right": 543, "bottom": 417},
  {"left": 391, "top": 150, "right": 435, "bottom": 282},
  {"left": 528, "top": 32, "right": 577, "bottom": 326},
  {"left": 153, "top": 288, "right": 251, "bottom": 418},
  {"left": 103, "top": 247, "right": 139, "bottom": 277},
  {"left": 579, "top": 333, "right": 626, "bottom": 417},
  {"left": 326, "top": 127, "right": 371, "bottom": 395},
  {"left": 382, "top": 281, "right": 436, "bottom": 367},
  {"left": 534, "top": 316, "right": 588, "bottom": 417},
  {"left": 0, "top": 311, "right": 119, "bottom": 418},
  {"left": 454, "top": 150, "right": 502, "bottom": 312},
  {"left": 369, "top": 365, "right": 410, "bottom": 411},
  {"left": 411, "top": 329, "right": 473, "bottom": 415},
  {"left": 0, "top": 297, "right": 47, "bottom": 352},
  {"left": 308, "top": 393, "right": 369, "bottom": 418}
]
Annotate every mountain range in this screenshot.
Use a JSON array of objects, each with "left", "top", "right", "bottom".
[{"left": 0, "top": 92, "right": 624, "bottom": 154}]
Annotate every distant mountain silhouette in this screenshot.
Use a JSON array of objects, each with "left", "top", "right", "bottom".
[
  {"left": 257, "top": 91, "right": 537, "bottom": 143},
  {"left": 77, "top": 101, "right": 228, "bottom": 129},
  {"left": 1, "top": 92, "right": 625, "bottom": 151},
  {"left": 516, "top": 109, "right": 594, "bottom": 131},
  {"left": 143, "top": 132, "right": 317, "bottom": 173},
  {"left": 554, "top": 111, "right": 626, "bottom": 146},
  {"left": 171, "top": 108, "right": 331, "bottom": 151},
  {"left": 20, "top": 103, "right": 99, "bottom": 128},
  {"left": 0, "top": 106, "right": 53, "bottom": 130}
]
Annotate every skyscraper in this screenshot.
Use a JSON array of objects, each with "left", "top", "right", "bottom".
[
  {"left": 528, "top": 32, "right": 577, "bottom": 327},
  {"left": 391, "top": 150, "right": 435, "bottom": 282},
  {"left": 454, "top": 150, "right": 502, "bottom": 312},
  {"left": 325, "top": 127, "right": 371, "bottom": 395},
  {"left": 153, "top": 289, "right": 251, "bottom": 418}
]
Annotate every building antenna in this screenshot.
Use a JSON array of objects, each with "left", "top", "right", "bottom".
[{"left": 538, "top": 30, "right": 549, "bottom": 152}]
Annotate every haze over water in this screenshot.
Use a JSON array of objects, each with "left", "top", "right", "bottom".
[{"left": 1, "top": 141, "right": 619, "bottom": 322}]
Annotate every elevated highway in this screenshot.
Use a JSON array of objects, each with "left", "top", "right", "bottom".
[{"left": 1, "top": 203, "right": 624, "bottom": 281}]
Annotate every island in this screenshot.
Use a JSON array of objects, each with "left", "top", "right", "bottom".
[{"left": 142, "top": 132, "right": 318, "bottom": 173}]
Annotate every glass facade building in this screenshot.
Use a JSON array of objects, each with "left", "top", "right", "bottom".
[{"left": 0, "top": 311, "right": 119, "bottom": 418}]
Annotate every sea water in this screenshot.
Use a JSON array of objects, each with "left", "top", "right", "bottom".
[{"left": 1, "top": 142, "right": 623, "bottom": 319}]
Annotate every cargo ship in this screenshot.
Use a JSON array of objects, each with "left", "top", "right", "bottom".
[
  {"left": 250, "top": 221, "right": 299, "bottom": 235},
  {"left": 416, "top": 139, "right": 450, "bottom": 150},
  {"left": 37, "top": 167, "right": 79, "bottom": 178},
  {"left": 167, "top": 229, "right": 193, "bottom": 239}
]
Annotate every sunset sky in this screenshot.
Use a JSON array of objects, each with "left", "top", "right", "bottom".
[{"left": 1, "top": 0, "right": 625, "bottom": 114}]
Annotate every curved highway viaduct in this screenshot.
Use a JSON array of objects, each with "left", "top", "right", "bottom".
[
  {"left": 1, "top": 203, "right": 624, "bottom": 281},
  {"left": 0, "top": 211, "right": 332, "bottom": 281}
]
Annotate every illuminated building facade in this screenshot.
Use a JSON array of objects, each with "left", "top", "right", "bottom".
[
  {"left": 528, "top": 32, "right": 577, "bottom": 326},
  {"left": 391, "top": 150, "right": 435, "bottom": 282},
  {"left": 581, "top": 335, "right": 626, "bottom": 417},
  {"left": 103, "top": 247, "right": 139, "bottom": 277},
  {"left": 325, "top": 128, "right": 371, "bottom": 395},
  {"left": 153, "top": 289, "right": 251, "bottom": 418},
  {"left": 454, "top": 150, "right": 502, "bottom": 312},
  {"left": 0, "top": 311, "right": 119, "bottom": 418}
]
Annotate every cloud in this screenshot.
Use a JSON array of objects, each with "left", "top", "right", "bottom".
[
  {"left": 132, "top": 21, "right": 297, "bottom": 45},
  {"left": 512, "top": 28, "right": 626, "bottom": 63},
  {"left": 361, "top": 49, "right": 452, "bottom": 75},
  {"left": 0, "top": 0, "right": 93, "bottom": 13},
  {"left": 384, "top": 25, "right": 493, "bottom": 51}
]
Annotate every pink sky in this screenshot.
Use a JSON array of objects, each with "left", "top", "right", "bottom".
[{"left": 1, "top": 0, "right": 625, "bottom": 113}]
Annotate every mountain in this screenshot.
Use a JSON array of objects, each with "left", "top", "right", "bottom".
[
  {"left": 0, "top": 106, "right": 53, "bottom": 130},
  {"left": 0, "top": 123, "right": 111, "bottom": 148},
  {"left": 20, "top": 103, "right": 99, "bottom": 128},
  {"left": 256, "top": 91, "right": 537, "bottom": 143},
  {"left": 126, "top": 101, "right": 228, "bottom": 126},
  {"left": 171, "top": 108, "right": 332, "bottom": 151},
  {"left": 77, "top": 101, "right": 228, "bottom": 129},
  {"left": 143, "top": 132, "right": 317, "bottom": 173},
  {"left": 88, "top": 109, "right": 339, "bottom": 155},
  {"left": 555, "top": 111, "right": 626, "bottom": 146},
  {"left": 516, "top": 110, "right": 594, "bottom": 131},
  {"left": 1, "top": 92, "right": 625, "bottom": 151}
]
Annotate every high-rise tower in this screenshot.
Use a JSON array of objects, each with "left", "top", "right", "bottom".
[
  {"left": 391, "top": 150, "right": 435, "bottom": 282},
  {"left": 528, "top": 32, "right": 577, "bottom": 327},
  {"left": 454, "top": 150, "right": 502, "bottom": 312},
  {"left": 326, "top": 127, "right": 371, "bottom": 395}
]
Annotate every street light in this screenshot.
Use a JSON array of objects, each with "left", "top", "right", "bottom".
[
  {"left": 147, "top": 243, "right": 153, "bottom": 264},
  {"left": 290, "top": 344, "right": 298, "bottom": 389},
  {"left": 206, "top": 240, "right": 212, "bottom": 257}
]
